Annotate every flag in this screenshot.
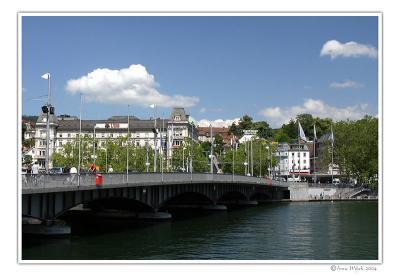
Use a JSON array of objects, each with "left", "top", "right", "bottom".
[
  {"left": 149, "top": 104, "right": 156, "bottom": 109},
  {"left": 313, "top": 124, "right": 317, "bottom": 141},
  {"left": 41, "top": 73, "right": 50, "bottom": 80},
  {"left": 328, "top": 125, "right": 334, "bottom": 144},
  {"left": 298, "top": 122, "right": 307, "bottom": 141}
]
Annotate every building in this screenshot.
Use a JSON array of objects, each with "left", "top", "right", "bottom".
[
  {"left": 197, "top": 126, "right": 233, "bottom": 146},
  {"left": 314, "top": 133, "right": 340, "bottom": 177},
  {"left": 29, "top": 107, "right": 196, "bottom": 170},
  {"left": 275, "top": 142, "right": 310, "bottom": 178}
]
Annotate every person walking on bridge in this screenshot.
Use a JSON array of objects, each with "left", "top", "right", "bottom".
[{"left": 31, "top": 162, "right": 39, "bottom": 175}]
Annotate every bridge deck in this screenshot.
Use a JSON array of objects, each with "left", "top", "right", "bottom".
[{"left": 21, "top": 173, "right": 287, "bottom": 194}]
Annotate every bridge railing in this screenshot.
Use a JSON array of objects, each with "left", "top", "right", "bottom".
[{"left": 22, "top": 173, "right": 286, "bottom": 192}]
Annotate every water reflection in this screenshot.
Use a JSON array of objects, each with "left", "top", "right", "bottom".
[{"left": 22, "top": 201, "right": 378, "bottom": 260}]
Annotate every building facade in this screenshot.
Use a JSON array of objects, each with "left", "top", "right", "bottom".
[
  {"left": 29, "top": 107, "right": 196, "bottom": 170},
  {"left": 275, "top": 142, "right": 310, "bottom": 178}
]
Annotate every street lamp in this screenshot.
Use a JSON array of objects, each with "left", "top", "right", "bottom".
[
  {"left": 93, "top": 125, "right": 98, "bottom": 166},
  {"left": 183, "top": 146, "right": 186, "bottom": 172},
  {"left": 266, "top": 146, "right": 270, "bottom": 178},
  {"left": 127, "top": 104, "right": 130, "bottom": 182},
  {"left": 41, "top": 72, "right": 51, "bottom": 173},
  {"left": 150, "top": 104, "right": 157, "bottom": 172},
  {"left": 146, "top": 142, "right": 150, "bottom": 172},
  {"left": 210, "top": 124, "right": 213, "bottom": 174}
]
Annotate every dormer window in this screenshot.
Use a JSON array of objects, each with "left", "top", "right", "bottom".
[{"left": 174, "top": 115, "right": 181, "bottom": 121}]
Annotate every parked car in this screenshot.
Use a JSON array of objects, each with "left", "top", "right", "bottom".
[{"left": 49, "top": 167, "right": 68, "bottom": 174}]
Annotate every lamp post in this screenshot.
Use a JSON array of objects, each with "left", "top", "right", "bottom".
[
  {"left": 210, "top": 124, "right": 213, "bottom": 174},
  {"left": 78, "top": 93, "right": 82, "bottom": 186},
  {"left": 146, "top": 142, "right": 150, "bottom": 172},
  {"left": 41, "top": 73, "right": 51, "bottom": 173},
  {"left": 150, "top": 104, "right": 157, "bottom": 172},
  {"left": 182, "top": 146, "right": 186, "bottom": 172},
  {"left": 126, "top": 105, "right": 130, "bottom": 182},
  {"left": 191, "top": 123, "right": 194, "bottom": 175},
  {"left": 266, "top": 146, "right": 270, "bottom": 178},
  {"left": 259, "top": 142, "right": 262, "bottom": 177},
  {"left": 250, "top": 139, "right": 253, "bottom": 176},
  {"left": 93, "top": 125, "right": 98, "bottom": 166},
  {"left": 232, "top": 140, "right": 235, "bottom": 180}
]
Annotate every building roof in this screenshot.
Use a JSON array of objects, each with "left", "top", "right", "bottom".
[
  {"left": 197, "top": 127, "right": 233, "bottom": 145},
  {"left": 56, "top": 118, "right": 167, "bottom": 132}
]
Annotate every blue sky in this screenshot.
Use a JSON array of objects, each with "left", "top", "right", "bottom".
[{"left": 22, "top": 15, "right": 378, "bottom": 128}]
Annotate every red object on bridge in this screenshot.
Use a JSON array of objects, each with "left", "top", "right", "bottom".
[{"left": 95, "top": 173, "right": 103, "bottom": 186}]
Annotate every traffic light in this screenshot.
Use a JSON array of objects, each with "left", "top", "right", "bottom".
[
  {"left": 50, "top": 106, "right": 55, "bottom": 114},
  {"left": 41, "top": 105, "right": 48, "bottom": 113}
]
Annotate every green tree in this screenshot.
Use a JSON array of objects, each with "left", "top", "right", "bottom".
[
  {"left": 281, "top": 119, "right": 297, "bottom": 141},
  {"left": 296, "top": 113, "right": 314, "bottom": 138},
  {"left": 272, "top": 128, "right": 290, "bottom": 143},
  {"left": 214, "top": 134, "right": 224, "bottom": 156},
  {"left": 238, "top": 115, "right": 253, "bottom": 131},
  {"left": 334, "top": 116, "right": 378, "bottom": 189},
  {"left": 229, "top": 122, "right": 242, "bottom": 137},
  {"left": 221, "top": 139, "right": 277, "bottom": 176},
  {"left": 253, "top": 121, "right": 273, "bottom": 139},
  {"left": 23, "top": 138, "right": 35, "bottom": 149}
]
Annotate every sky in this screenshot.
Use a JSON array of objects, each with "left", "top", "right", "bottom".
[{"left": 21, "top": 15, "right": 379, "bottom": 128}]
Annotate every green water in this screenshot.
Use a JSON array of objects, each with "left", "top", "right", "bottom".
[{"left": 22, "top": 201, "right": 378, "bottom": 260}]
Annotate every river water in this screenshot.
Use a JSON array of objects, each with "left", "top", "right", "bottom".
[{"left": 22, "top": 201, "right": 378, "bottom": 261}]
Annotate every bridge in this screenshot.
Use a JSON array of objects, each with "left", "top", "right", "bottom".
[{"left": 22, "top": 173, "right": 290, "bottom": 222}]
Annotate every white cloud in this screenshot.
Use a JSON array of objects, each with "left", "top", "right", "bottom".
[
  {"left": 259, "top": 98, "right": 370, "bottom": 128},
  {"left": 196, "top": 118, "right": 241, "bottom": 128},
  {"left": 66, "top": 64, "right": 199, "bottom": 108},
  {"left": 330, "top": 80, "right": 364, "bottom": 89},
  {"left": 320, "top": 40, "right": 378, "bottom": 59}
]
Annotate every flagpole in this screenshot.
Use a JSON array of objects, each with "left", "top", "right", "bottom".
[
  {"left": 78, "top": 93, "right": 82, "bottom": 187},
  {"left": 314, "top": 124, "right": 316, "bottom": 186},
  {"left": 298, "top": 121, "right": 300, "bottom": 182},
  {"left": 126, "top": 105, "right": 130, "bottom": 183},
  {"left": 331, "top": 124, "right": 334, "bottom": 185}
]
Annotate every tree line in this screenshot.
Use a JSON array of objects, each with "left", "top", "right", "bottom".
[{"left": 47, "top": 113, "right": 378, "bottom": 189}]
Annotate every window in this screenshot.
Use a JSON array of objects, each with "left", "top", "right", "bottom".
[
  {"left": 297, "top": 152, "right": 300, "bottom": 157},
  {"left": 68, "top": 133, "right": 71, "bottom": 138},
  {"left": 136, "top": 141, "right": 140, "bottom": 146},
  {"left": 174, "top": 115, "right": 181, "bottom": 121},
  {"left": 292, "top": 152, "right": 294, "bottom": 156},
  {"left": 304, "top": 159, "right": 306, "bottom": 163},
  {"left": 59, "top": 134, "right": 62, "bottom": 138},
  {"left": 303, "top": 152, "right": 306, "bottom": 157},
  {"left": 59, "top": 142, "right": 62, "bottom": 146}
]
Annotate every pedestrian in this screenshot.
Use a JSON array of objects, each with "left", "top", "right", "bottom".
[
  {"left": 31, "top": 162, "right": 39, "bottom": 175},
  {"left": 89, "top": 163, "right": 96, "bottom": 173},
  {"left": 70, "top": 166, "right": 77, "bottom": 174},
  {"left": 27, "top": 164, "right": 32, "bottom": 174},
  {"left": 69, "top": 166, "right": 77, "bottom": 184},
  {"left": 108, "top": 165, "right": 113, "bottom": 173}
]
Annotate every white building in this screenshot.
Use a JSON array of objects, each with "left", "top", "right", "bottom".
[
  {"left": 30, "top": 108, "right": 196, "bottom": 170},
  {"left": 275, "top": 142, "right": 310, "bottom": 178}
]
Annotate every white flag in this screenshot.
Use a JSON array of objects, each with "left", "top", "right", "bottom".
[
  {"left": 41, "top": 73, "right": 50, "bottom": 80},
  {"left": 329, "top": 125, "right": 334, "bottom": 144},
  {"left": 149, "top": 104, "right": 156, "bottom": 109},
  {"left": 298, "top": 122, "right": 307, "bottom": 141},
  {"left": 313, "top": 124, "right": 317, "bottom": 141}
]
